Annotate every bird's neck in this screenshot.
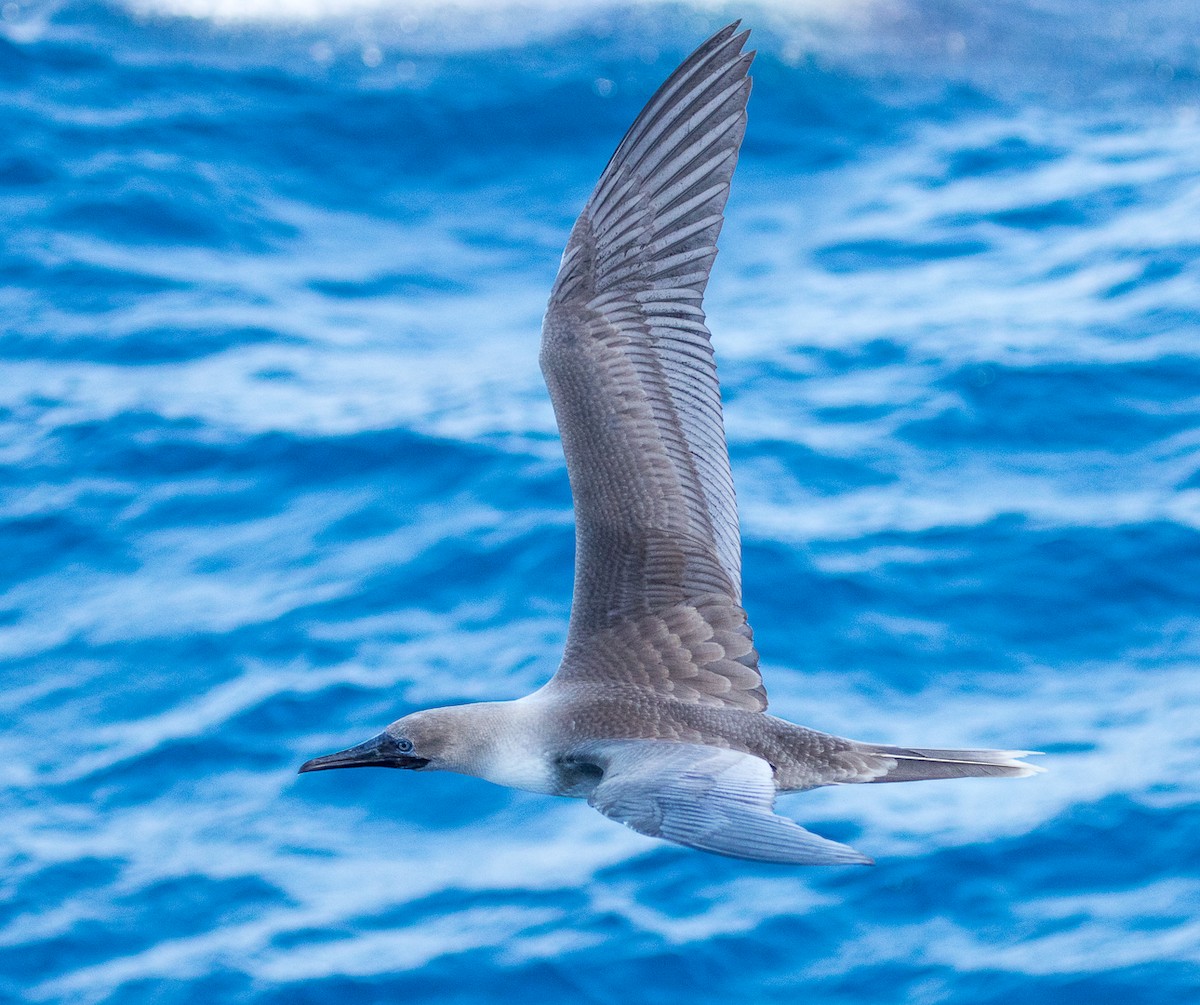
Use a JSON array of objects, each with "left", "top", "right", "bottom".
[{"left": 442, "top": 698, "right": 561, "bottom": 795}]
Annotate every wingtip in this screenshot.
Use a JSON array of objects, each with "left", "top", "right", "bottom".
[
  {"left": 729, "top": 25, "right": 753, "bottom": 60},
  {"left": 712, "top": 20, "right": 751, "bottom": 55}
]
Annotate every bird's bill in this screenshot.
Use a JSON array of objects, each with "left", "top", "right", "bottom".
[{"left": 298, "top": 733, "right": 429, "bottom": 773}]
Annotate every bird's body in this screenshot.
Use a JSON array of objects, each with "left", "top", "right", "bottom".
[
  {"left": 355, "top": 689, "right": 1035, "bottom": 799},
  {"left": 300, "top": 21, "right": 1040, "bottom": 865}
]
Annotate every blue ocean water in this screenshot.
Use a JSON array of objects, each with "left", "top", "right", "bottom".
[{"left": 3, "top": 0, "right": 1200, "bottom": 1001}]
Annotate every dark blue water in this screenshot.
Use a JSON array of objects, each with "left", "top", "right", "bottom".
[{"left": 4, "top": 1, "right": 1200, "bottom": 1002}]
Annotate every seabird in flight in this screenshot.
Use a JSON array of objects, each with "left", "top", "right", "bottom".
[{"left": 299, "top": 22, "right": 1040, "bottom": 865}]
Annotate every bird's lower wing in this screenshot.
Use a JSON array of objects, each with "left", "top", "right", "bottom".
[{"left": 575, "top": 740, "right": 872, "bottom": 865}]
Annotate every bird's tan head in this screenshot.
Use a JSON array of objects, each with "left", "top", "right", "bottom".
[{"left": 298, "top": 706, "right": 483, "bottom": 775}]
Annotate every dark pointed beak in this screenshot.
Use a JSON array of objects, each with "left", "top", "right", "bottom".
[{"left": 298, "top": 732, "right": 429, "bottom": 773}]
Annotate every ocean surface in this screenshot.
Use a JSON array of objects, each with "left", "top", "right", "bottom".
[{"left": 4, "top": 0, "right": 1200, "bottom": 1001}]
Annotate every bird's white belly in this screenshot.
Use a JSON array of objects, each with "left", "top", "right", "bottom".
[{"left": 476, "top": 745, "right": 561, "bottom": 795}]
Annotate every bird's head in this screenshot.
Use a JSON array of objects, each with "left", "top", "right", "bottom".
[{"left": 298, "top": 706, "right": 487, "bottom": 776}]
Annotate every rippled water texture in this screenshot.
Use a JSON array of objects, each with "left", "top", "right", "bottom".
[{"left": 3, "top": 1, "right": 1200, "bottom": 1002}]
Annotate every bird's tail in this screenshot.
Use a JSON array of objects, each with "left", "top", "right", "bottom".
[{"left": 851, "top": 742, "right": 1044, "bottom": 783}]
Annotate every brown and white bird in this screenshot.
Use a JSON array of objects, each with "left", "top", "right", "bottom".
[{"left": 299, "top": 22, "right": 1040, "bottom": 866}]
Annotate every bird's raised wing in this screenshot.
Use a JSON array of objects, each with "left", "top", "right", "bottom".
[
  {"left": 540, "top": 24, "right": 763, "bottom": 708},
  {"left": 578, "top": 741, "right": 873, "bottom": 865}
]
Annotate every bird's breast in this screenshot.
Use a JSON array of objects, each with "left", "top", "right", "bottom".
[{"left": 474, "top": 744, "right": 563, "bottom": 796}]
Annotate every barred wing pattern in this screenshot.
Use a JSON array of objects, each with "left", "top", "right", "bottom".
[{"left": 540, "top": 24, "right": 765, "bottom": 711}]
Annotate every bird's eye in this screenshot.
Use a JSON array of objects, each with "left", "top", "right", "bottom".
[{"left": 395, "top": 738, "right": 414, "bottom": 753}]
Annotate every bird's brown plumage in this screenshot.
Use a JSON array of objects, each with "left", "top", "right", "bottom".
[{"left": 540, "top": 23, "right": 765, "bottom": 711}]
